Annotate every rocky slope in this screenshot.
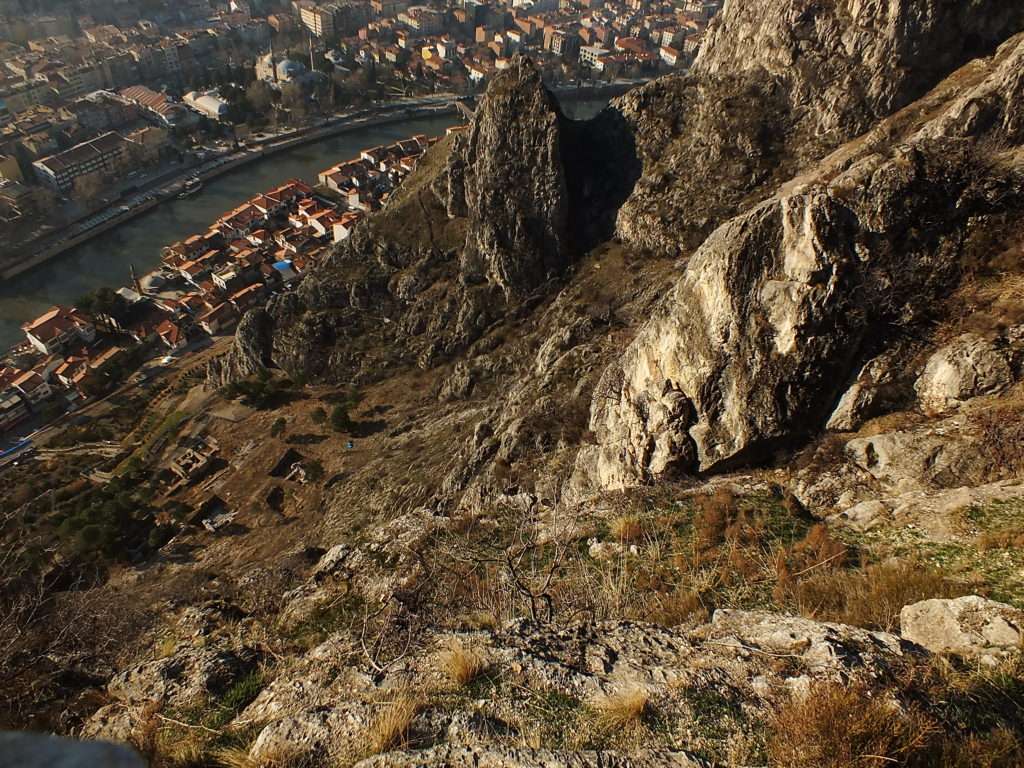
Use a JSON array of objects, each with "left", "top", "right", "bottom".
[
  {"left": 576, "top": 31, "right": 1024, "bottom": 488},
  {"left": 20, "top": 1, "right": 1024, "bottom": 766}
]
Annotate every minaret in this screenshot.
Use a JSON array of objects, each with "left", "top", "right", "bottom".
[
  {"left": 309, "top": 32, "right": 315, "bottom": 72},
  {"left": 130, "top": 263, "right": 142, "bottom": 295}
]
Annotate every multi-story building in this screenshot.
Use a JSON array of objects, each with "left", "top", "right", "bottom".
[
  {"left": 32, "top": 131, "right": 133, "bottom": 193},
  {"left": 400, "top": 6, "right": 445, "bottom": 34},
  {"left": 579, "top": 44, "right": 611, "bottom": 70},
  {"left": 0, "top": 152, "right": 22, "bottom": 182},
  {"left": 55, "top": 62, "right": 106, "bottom": 101},
  {"left": 0, "top": 78, "right": 58, "bottom": 116},
  {"left": 66, "top": 91, "right": 138, "bottom": 134},
  {"left": 549, "top": 28, "right": 580, "bottom": 56},
  {"left": 21, "top": 306, "right": 96, "bottom": 355},
  {"left": 301, "top": 5, "right": 337, "bottom": 38},
  {"left": 0, "top": 388, "right": 29, "bottom": 433}
]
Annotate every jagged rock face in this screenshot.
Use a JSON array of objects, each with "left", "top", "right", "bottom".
[
  {"left": 206, "top": 308, "right": 274, "bottom": 387},
  {"left": 440, "top": 57, "right": 570, "bottom": 297},
  {"left": 609, "top": 0, "right": 1024, "bottom": 255},
  {"left": 695, "top": 0, "right": 1024, "bottom": 139},
  {"left": 577, "top": 34, "right": 1024, "bottom": 490}
]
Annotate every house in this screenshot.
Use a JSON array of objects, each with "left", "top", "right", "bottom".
[
  {"left": 197, "top": 302, "right": 239, "bottom": 335},
  {"left": 660, "top": 45, "right": 680, "bottom": 66},
  {"left": 12, "top": 370, "right": 53, "bottom": 407},
  {"left": 0, "top": 388, "right": 29, "bottom": 432},
  {"left": 22, "top": 306, "right": 96, "bottom": 354},
  {"left": 54, "top": 355, "right": 89, "bottom": 388},
  {"left": 156, "top": 319, "right": 187, "bottom": 351},
  {"left": 229, "top": 283, "right": 265, "bottom": 312},
  {"left": 332, "top": 210, "right": 363, "bottom": 242}
]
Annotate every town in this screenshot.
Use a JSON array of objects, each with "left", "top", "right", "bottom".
[
  {"left": 0, "top": 128, "right": 441, "bottom": 439},
  {"left": 0, "top": 0, "right": 722, "bottom": 262}
]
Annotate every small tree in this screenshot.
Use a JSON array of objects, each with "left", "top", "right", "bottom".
[
  {"left": 270, "top": 417, "right": 287, "bottom": 437},
  {"left": 330, "top": 404, "right": 353, "bottom": 432},
  {"left": 311, "top": 407, "right": 327, "bottom": 425}
]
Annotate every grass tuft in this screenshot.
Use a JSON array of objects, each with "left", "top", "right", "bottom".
[
  {"left": 362, "top": 690, "right": 423, "bottom": 756},
  {"left": 591, "top": 687, "right": 651, "bottom": 734},
  {"left": 609, "top": 515, "right": 644, "bottom": 543},
  {"left": 439, "top": 640, "right": 488, "bottom": 688}
]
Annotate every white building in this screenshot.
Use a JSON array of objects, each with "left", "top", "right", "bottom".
[{"left": 184, "top": 90, "right": 231, "bottom": 120}]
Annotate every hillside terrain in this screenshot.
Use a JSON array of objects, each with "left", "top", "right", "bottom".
[{"left": 6, "top": 1, "right": 1024, "bottom": 766}]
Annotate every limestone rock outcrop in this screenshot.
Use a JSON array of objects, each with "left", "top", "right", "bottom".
[
  {"left": 915, "top": 333, "right": 1013, "bottom": 415},
  {"left": 438, "top": 57, "right": 569, "bottom": 297},
  {"left": 577, "top": 32, "right": 1024, "bottom": 490},
  {"left": 206, "top": 308, "right": 274, "bottom": 387},
  {"left": 900, "top": 595, "right": 1024, "bottom": 658},
  {"left": 610, "top": 0, "right": 1024, "bottom": 255}
]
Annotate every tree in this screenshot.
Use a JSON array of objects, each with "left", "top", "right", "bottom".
[
  {"left": 71, "top": 170, "right": 107, "bottom": 209},
  {"left": 77, "top": 287, "right": 131, "bottom": 329},
  {"left": 330, "top": 403, "right": 353, "bottom": 432},
  {"left": 246, "top": 79, "right": 274, "bottom": 114}
]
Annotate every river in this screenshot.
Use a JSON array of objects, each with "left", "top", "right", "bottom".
[{"left": 0, "top": 98, "right": 606, "bottom": 350}]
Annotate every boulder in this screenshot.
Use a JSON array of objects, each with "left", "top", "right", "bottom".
[
  {"left": 248, "top": 704, "right": 374, "bottom": 764},
  {"left": 826, "top": 349, "right": 912, "bottom": 431},
  {"left": 0, "top": 733, "right": 144, "bottom": 768},
  {"left": 915, "top": 334, "right": 1012, "bottom": 415},
  {"left": 900, "top": 596, "right": 1024, "bottom": 657}
]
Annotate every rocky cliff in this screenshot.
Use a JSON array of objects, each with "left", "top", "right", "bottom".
[
  {"left": 608, "top": 0, "right": 1024, "bottom": 254},
  {"left": 577, "top": 30, "right": 1024, "bottom": 488}
]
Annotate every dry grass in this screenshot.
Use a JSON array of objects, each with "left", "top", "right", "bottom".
[
  {"left": 978, "top": 529, "right": 1024, "bottom": 551},
  {"left": 766, "top": 680, "right": 937, "bottom": 768},
  {"left": 362, "top": 691, "right": 423, "bottom": 756},
  {"left": 974, "top": 394, "right": 1024, "bottom": 480},
  {"left": 937, "top": 728, "right": 1024, "bottom": 768},
  {"left": 212, "top": 746, "right": 259, "bottom": 768},
  {"left": 590, "top": 687, "right": 651, "bottom": 734},
  {"left": 212, "top": 744, "right": 315, "bottom": 768},
  {"left": 692, "top": 487, "right": 738, "bottom": 551},
  {"left": 785, "top": 559, "right": 969, "bottom": 632},
  {"left": 438, "top": 640, "right": 488, "bottom": 688},
  {"left": 609, "top": 515, "right": 644, "bottom": 543}
]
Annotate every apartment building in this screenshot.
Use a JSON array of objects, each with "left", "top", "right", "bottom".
[
  {"left": 301, "top": 5, "right": 337, "bottom": 38},
  {"left": 32, "top": 131, "right": 133, "bottom": 193}
]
